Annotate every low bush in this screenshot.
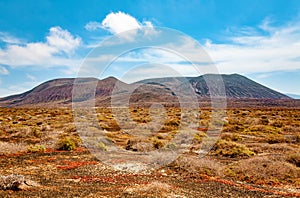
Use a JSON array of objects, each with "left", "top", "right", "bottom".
[
  {"left": 270, "top": 120, "right": 284, "bottom": 128},
  {"left": 126, "top": 138, "right": 154, "bottom": 152},
  {"left": 27, "top": 145, "right": 45, "bottom": 153},
  {"left": 221, "top": 133, "right": 242, "bottom": 142},
  {"left": 212, "top": 139, "right": 255, "bottom": 158},
  {"left": 193, "top": 131, "right": 207, "bottom": 143},
  {"left": 123, "top": 181, "right": 171, "bottom": 197},
  {"left": 265, "top": 134, "right": 286, "bottom": 144},
  {"left": 153, "top": 139, "right": 165, "bottom": 149},
  {"left": 96, "top": 142, "right": 107, "bottom": 151},
  {"left": 57, "top": 138, "right": 76, "bottom": 151},
  {"left": 226, "top": 156, "right": 300, "bottom": 185},
  {"left": 173, "top": 155, "right": 223, "bottom": 177},
  {"left": 31, "top": 127, "right": 43, "bottom": 138},
  {"left": 0, "top": 142, "right": 26, "bottom": 155},
  {"left": 165, "top": 118, "right": 180, "bottom": 127},
  {"left": 287, "top": 153, "right": 300, "bottom": 167}
]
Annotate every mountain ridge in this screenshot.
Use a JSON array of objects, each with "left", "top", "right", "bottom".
[
  {"left": 137, "top": 74, "right": 290, "bottom": 99},
  {"left": 0, "top": 74, "right": 291, "bottom": 107}
]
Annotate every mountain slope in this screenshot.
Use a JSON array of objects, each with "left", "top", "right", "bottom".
[
  {"left": 0, "top": 78, "right": 76, "bottom": 106},
  {"left": 0, "top": 77, "right": 125, "bottom": 107},
  {"left": 190, "top": 74, "right": 289, "bottom": 99},
  {"left": 286, "top": 93, "right": 300, "bottom": 99},
  {"left": 0, "top": 74, "right": 291, "bottom": 107},
  {"left": 139, "top": 74, "right": 290, "bottom": 99}
]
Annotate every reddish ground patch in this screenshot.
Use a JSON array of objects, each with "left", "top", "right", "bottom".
[{"left": 57, "top": 160, "right": 98, "bottom": 170}]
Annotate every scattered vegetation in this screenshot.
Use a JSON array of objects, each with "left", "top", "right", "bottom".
[
  {"left": 287, "top": 153, "right": 300, "bottom": 167},
  {"left": 226, "top": 156, "right": 300, "bottom": 185},
  {"left": 27, "top": 145, "right": 46, "bottom": 153},
  {"left": 123, "top": 181, "right": 172, "bottom": 197},
  {"left": 0, "top": 107, "right": 299, "bottom": 196},
  {"left": 0, "top": 142, "right": 26, "bottom": 155},
  {"left": 57, "top": 138, "right": 76, "bottom": 151},
  {"left": 173, "top": 155, "right": 223, "bottom": 177},
  {"left": 220, "top": 132, "right": 242, "bottom": 142},
  {"left": 213, "top": 139, "right": 255, "bottom": 158}
]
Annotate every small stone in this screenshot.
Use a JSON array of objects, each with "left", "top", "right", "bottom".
[{"left": 0, "top": 174, "right": 40, "bottom": 191}]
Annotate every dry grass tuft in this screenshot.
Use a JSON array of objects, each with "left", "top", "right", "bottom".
[
  {"left": 123, "top": 181, "right": 173, "bottom": 197},
  {"left": 0, "top": 142, "right": 27, "bottom": 155},
  {"left": 287, "top": 153, "right": 300, "bottom": 167},
  {"left": 226, "top": 155, "right": 300, "bottom": 185},
  {"left": 173, "top": 155, "right": 223, "bottom": 177},
  {"left": 212, "top": 139, "right": 255, "bottom": 158}
]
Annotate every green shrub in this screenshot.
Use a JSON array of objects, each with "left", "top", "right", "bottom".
[
  {"left": 153, "top": 139, "right": 164, "bottom": 149},
  {"left": 193, "top": 131, "right": 207, "bottom": 143},
  {"left": 57, "top": 138, "right": 76, "bottom": 151},
  {"left": 266, "top": 135, "right": 285, "bottom": 144},
  {"left": 97, "top": 142, "right": 107, "bottom": 151},
  {"left": 64, "top": 125, "right": 77, "bottom": 133},
  {"left": 166, "top": 119, "right": 180, "bottom": 127},
  {"left": 271, "top": 120, "right": 284, "bottom": 128},
  {"left": 27, "top": 145, "right": 45, "bottom": 153},
  {"left": 31, "top": 127, "right": 43, "bottom": 138},
  {"left": 213, "top": 139, "right": 255, "bottom": 158},
  {"left": 166, "top": 142, "right": 177, "bottom": 149},
  {"left": 221, "top": 133, "right": 242, "bottom": 142}
]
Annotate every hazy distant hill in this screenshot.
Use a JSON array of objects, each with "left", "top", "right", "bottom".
[{"left": 0, "top": 74, "right": 291, "bottom": 107}]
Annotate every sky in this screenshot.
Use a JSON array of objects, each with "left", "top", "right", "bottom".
[{"left": 0, "top": 0, "right": 300, "bottom": 97}]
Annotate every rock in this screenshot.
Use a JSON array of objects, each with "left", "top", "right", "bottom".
[
  {"left": 0, "top": 174, "right": 24, "bottom": 190},
  {"left": 0, "top": 174, "right": 40, "bottom": 191}
]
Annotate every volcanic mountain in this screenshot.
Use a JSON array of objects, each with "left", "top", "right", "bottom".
[
  {"left": 0, "top": 74, "right": 291, "bottom": 107},
  {"left": 139, "top": 74, "right": 289, "bottom": 99}
]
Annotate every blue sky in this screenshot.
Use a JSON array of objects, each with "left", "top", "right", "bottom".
[{"left": 0, "top": 0, "right": 300, "bottom": 97}]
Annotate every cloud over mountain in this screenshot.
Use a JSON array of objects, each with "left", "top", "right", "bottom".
[
  {"left": 85, "top": 11, "right": 154, "bottom": 34},
  {"left": 0, "top": 26, "right": 81, "bottom": 68}
]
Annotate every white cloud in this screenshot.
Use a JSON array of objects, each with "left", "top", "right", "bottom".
[
  {"left": 0, "top": 66, "right": 9, "bottom": 75},
  {"left": 26, "top": 74, "right": 36, "bottom": 81},
  {"left": 46, "top": 26, "right": 81, "bottom": 54},
  {"left": 97, "top": 18, "right": 300, "bottom": 82},
  {"left": 0, "top": 26, "right": 82, "bottom": 69},
  {"left": 85, "top": 11, "right": 155, "bottom": 38},
  {"left": 83, "top": 16, "right": 300, "bottom": 82},
  {"left": 85, "top": 21, "right": 103, "bottom": 31},
  {"left": 0, "top": 32, "right": 23, "bottom": 44},
  {"left": 203, "top": 20, "right": 300, "bottom": 74},
  {"left": 116, "top": 19, "right": 300, "bottom": 76},
  {"left": 102, "top": 12, "right": 143, "bottom": 34}
]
